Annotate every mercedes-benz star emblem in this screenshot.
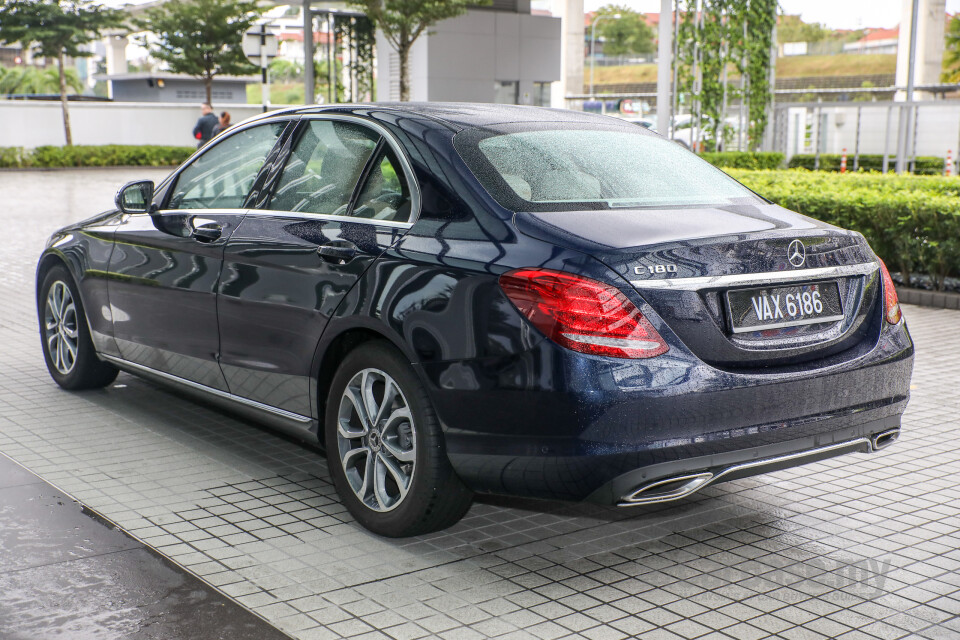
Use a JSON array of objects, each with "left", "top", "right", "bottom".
[{"left": 787, "top": 239, "right": 805, "bottom": 268}]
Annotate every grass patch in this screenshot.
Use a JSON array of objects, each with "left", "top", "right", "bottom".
[{"left": 591, "top": 53, "right": 897, "bottom": 86}]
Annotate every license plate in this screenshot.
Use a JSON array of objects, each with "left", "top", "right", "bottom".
[{"left": 726, "top": 281, "right": 844, "bottom": 334}]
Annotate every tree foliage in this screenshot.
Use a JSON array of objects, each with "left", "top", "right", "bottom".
[
  {"left": 134, "top": 0, "right": 262, "bottom": 104},
  {"left": 350, "top": 0, "right": 489, "bottom": 101},
  {"left": 593, "top": 4, "right": 654, "bottom": 57},
  {"left": 777, "top": 14, "right": 863, "bottom": 45},
  {"left": 942, "top": 16, "right": 960, "bottom": 83},
  {"left": 776, "top": 15, "right": 828, "bottom": 43},
  {"left": 0, "top": 64, "right": 83, "bottom": 95},
  {"left": 0, "top": 0, "right": 126, "bottom": 144}
]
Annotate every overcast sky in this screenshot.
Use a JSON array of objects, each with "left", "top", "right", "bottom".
[{"left": 582, "top": 0, "right": 960, "bottom": 30}]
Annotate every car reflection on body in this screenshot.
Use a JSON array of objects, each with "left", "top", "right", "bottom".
[{"left": 36, "top": 104, "right": 914, "bottom": 537}]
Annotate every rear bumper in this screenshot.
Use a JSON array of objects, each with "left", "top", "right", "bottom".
[
  {"left": 593, "top": 419, "right": 900, "bottom": 506},
  {"left": 418, "top": 318, "right": 914, "bottom": 503}
]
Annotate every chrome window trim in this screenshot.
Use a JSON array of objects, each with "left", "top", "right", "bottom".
[
  {"left": 100, "top": 354, "right": 313, "bottom": 424},
  {"left": 148, "top": 208, "right": 249, "bottom": 217},
  {"left": 293, "top": 113, "right": 422, "bottom": 226},
  {"left": 629, "top": 263, "right": 878, "bottom": 291},
  {"left": 246, "top": 208, "right": 414, "bottom": 229}
]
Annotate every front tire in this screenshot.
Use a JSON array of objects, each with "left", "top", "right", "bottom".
[
  {"left": 38, "top": 265, "right": 118, "bottom": 390},
  {"left": 325, "top": 341, "right": 472, "bottom": 537}
]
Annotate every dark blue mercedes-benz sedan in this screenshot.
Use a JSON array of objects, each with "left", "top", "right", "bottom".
[{"left": 36, "top": 104, "right": 914, "bottom": 536}]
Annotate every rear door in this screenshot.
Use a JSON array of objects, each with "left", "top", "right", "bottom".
[
  {"left": 107, "top": 120, "right": 289, "bottom": 389},
  {"left": 217, "top": 116, "right": 417, "bottom": 416}
]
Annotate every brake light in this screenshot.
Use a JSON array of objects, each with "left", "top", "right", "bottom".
[
  {"left": 878, "top": 259, "right": 902, "bottom": 325},
  {"left": 499, "top": 268, "right": 668, "bottom": 359}
]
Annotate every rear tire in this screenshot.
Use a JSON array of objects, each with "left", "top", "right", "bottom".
[
  {"left": 324, "top": 341, "right": 472, "bottom": 537},
  {"left": 38, "top": 265, "right": 118, "bottom": 390}
]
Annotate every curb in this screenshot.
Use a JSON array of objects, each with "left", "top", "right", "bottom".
[{"left": 896, "top": 286, "right": 960, "bottom": 310}]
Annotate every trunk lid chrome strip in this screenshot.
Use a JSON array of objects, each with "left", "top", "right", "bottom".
[{"left": 630, "top": 262, "right": 878, "bottom": 291}]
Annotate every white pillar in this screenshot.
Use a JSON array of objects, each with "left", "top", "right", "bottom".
[
  {"left": 104, "top": 35, "right": 128, "bottom": 100},
  {"left": 656, "top": 0, "right": 672, "bottom": 135},
  {"left": 551, "top": 0, "right": 584, "bottom": 109},
  {"left": 895, "top": 0, "right": 945, "bottom": 100},
  {"left": 304, "top": 0, "right": 315, "bottom": 104}
]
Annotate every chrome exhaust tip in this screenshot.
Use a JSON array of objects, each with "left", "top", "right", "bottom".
[
  {"left": 618, "top": 472, "right": 714, "bottom": 506},
  {"left": 871, "top": 428, "right": 900, "bottom": 451}
]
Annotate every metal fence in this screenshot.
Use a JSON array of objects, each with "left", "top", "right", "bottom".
[
  {"left": 565, "top": 85, "right": 960, "bottom": 172},
  {"left": 770, "top": 100, "right": 960, "bottom": 171}
]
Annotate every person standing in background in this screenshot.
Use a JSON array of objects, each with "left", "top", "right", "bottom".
[
  {"left": 212, "top": 111, "right": 231, "bottom": 137},
  {"left": 192, "top": 103, "right": 219, "bottom": 148}
]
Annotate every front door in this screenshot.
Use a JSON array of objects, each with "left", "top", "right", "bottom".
[{"left": 107, "top": 121, "right": 288, "bottom": 390}]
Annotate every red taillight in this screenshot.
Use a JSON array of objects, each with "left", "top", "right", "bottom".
[
  {"left": 498, "top": 268, "right": 669, "bottom": 359},
  {"left": 878, "top": 259, "right": 902, "bottom": 325}
]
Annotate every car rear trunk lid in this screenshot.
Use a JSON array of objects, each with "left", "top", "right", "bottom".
[{"left": 514, "top": 203, "right": 882, "bottom": 369}]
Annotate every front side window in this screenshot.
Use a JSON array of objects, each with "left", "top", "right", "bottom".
[
  {"left": 456, "top": 124, "right": 761, "bottom": 212},
  {"left": 167, "top": 122, "right": 285, "bottom": 210},
  {"left": 351, "top": 146, "right": 412, "bottom": 223},
  {"left": 269, "top": 120, "right": 380, "bottom": 215}
]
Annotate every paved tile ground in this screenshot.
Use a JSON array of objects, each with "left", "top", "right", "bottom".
[{"left": 1, "top": 168, "right": 959, "bottom": 640}]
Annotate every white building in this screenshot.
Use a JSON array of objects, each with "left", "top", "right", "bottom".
[{"left": 374, "top": 0, "right": 562, "bottom": 105}]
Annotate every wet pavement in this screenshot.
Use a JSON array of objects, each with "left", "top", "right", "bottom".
[
  {"left": 0, "top": 452, "right": 291, "bottom": 639},
  {"left": 1, "top": 168, "right": 959, "bottom": 640}
]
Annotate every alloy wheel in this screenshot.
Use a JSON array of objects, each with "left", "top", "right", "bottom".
[
  {"left": 44, "top": 281, "right": 79, "bottom": 375},
  {"left": 336, "top": 367, "right": 417, "bottom": 512}
]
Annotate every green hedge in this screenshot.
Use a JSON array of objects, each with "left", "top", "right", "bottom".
[
  {"left": 787, "top": 153, "right": 946, "bottom": 175},
  {"left": 700, "top": 151, "right": 785, "bottom": 170},
  {"left": 727, "top": 168, "right": 960, "bottom": 290},
  {"left": 0, "top": 145, "right": 194, "bottom": 168}
]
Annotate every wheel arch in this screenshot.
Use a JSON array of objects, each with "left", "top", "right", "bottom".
[
  {"left": 36, "top": 250, "right": 77, "bottom": 299},
  {"left": 311, "top": 323, "right": 420, "bottom": 433}
]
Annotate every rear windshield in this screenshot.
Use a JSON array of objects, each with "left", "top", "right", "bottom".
[{"left": 455, "top": 124, "right": 761, "bottom": 212}]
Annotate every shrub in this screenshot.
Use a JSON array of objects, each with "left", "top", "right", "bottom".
[
  {"left": 727, "top": 168, "right": 960, "bottom": 290},
  {"left": 0, "top": 146, "right": 28, "bottom": 168},
  {"left": 787, "top": 153, "right": 945, "bottom": 175},
  {"left": 0, "top": 145, "right": 194, "bottom": 168},
  {"left": 700, "top": 151, "right": 784, "bottom": 170}
]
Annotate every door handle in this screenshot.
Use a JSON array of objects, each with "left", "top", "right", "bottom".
[
  {"left": 317, "top": 241, "right": 358, "bottom": 264},
  {"left": 191, "top": 217, "right": 223, "bottom": 241}
]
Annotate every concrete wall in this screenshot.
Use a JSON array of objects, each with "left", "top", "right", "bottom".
[
  {"left": 425, "top": 11, "right": 561, "bottom": 104},
  {"left": 0, "top": 101, "right": 268, "bottom": 148},
  {"left": 375, "top": 9, "right": 561, "bottom": 105},
  {"left": 111, "top": 78, "right": 251, "bottom": 104}
]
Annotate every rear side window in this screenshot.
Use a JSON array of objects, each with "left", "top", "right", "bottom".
[
  {"left": 351, "top": 146, "right": 412, "bottom": 223},
  {"left": 456, "top": 124, "right": 760, "bottom": 212},
  {"left": 269, "top": 120, "right": 379, "bottom": 215},
  {"left": 167, "top": 122, "right": 285, "bottom": 210}
]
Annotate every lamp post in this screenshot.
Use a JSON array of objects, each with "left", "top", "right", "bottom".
[{"left": 589, "top": 12, "right": 621, "bottom": 98}]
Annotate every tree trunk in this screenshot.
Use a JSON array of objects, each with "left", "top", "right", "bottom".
[
  {"left": 204, "top": 75, "right": 213, "bottom": 105},
  {"left": 58, "top": 51, "right": 73, "bottom": 146},
  {"left": 398, "top": 42, "right": 409, "bottom": 102}
]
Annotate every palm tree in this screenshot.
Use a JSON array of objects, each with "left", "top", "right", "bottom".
[{"left": 0, "top": 64, "right": 83, "bottom": 96}]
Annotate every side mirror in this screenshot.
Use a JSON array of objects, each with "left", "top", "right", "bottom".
[{"left": 116, "top": 180, "right": 156, "bottom": 214}]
